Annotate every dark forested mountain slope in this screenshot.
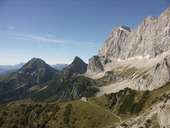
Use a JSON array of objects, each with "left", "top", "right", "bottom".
[
  {"left": 0, "top": 57, "right": 98, "bottom": 104},
  {"left": 0, "top": 58, "right": 58, "bottom": 103}
]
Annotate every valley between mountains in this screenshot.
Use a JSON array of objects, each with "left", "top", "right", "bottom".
[{"left": 1, "top": 7, "right": 170, "bottom": 128}]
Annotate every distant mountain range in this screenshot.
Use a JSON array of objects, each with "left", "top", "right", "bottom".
[
  {"left": 0, "top": 63, "right": 68, "bottom": 75},
  {"left": 0, "top": 63, "right": 24, "bottom": 75}
]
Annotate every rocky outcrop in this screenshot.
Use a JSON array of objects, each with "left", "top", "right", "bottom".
[
  {"left": 87, "top": 7, "right": 170, "bottom": 91},
  {"left": 99, "top": 8, "right": 170, "bottom": 59},
  {"left": 87, "top": 56, "right": 104, "bottom": 73},
  {"left": 158, "top": 104, "right": 170, "bottom": 128},
  {"left": 132, "top": 54, "right": 170, "bottom": 90},
  {"left": 88, "top": 8, "right": 170, "bottom": 73},
  {"left": 99, "top": 26, "right": 131, "bottom": 58}
]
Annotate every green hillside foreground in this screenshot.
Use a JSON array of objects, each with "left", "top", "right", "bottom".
[
  {"left": 0, "top": 100, "right": 119, "bottom": 128},
  {"left": 0, "top": 82, "right": 170, "bottom": 128}
]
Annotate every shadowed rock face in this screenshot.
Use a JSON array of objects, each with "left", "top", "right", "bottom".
[
  {"left": 64, "top": 56, "right": 87, "bottom": 74},
  {"left": 31, "top": 74, "right": 98, "bottom": 101}
]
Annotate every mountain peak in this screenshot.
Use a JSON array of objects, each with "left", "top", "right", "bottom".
[
  {"left": 15, "top": 58, "right": 57, "bottom": 85},
  {"left": 18, "top": 58, "right": 48, "bottom": 73},
  {"left": 74, "top": 56, "right": 81, "bottom": 60},
  {"left": 20, "top": 57, "right": 56, "bottom": 72},
  {"left": 64, "top": 56, "right": 87, "bottom": 74},
  {"left": 27, "top": 58, "right": 46, "bottom": 65},
  {"left": 72, "top": 56, "right": 85, "bottom": 64}
]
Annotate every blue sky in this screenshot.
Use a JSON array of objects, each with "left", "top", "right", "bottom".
[{"left": 0, "top": 0, "right": 169, "bottom": 65}]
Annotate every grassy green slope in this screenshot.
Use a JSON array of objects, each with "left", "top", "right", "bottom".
[
  {"left": 1, "top": 82, "right": 170, "bottom": 128},
  {"left": 0, "top": 100, "right": 119, "bottom": 128}
]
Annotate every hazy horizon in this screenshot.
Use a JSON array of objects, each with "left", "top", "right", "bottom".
[{"left": 0, "top": 0, "right": 170, "bottom": 65}]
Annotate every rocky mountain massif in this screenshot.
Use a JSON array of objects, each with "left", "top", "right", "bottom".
[
  {"left": 99, "top": 8, "right": 170, "bottom": 59},
  {"left": 1, "top": 7, "right": 170, "bottom": 128},
  {"left": 87, "top": 7, "right": 170, "bottom": 92}
]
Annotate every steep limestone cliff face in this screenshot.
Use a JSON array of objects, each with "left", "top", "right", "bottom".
[
  {"left": 88, "top": 8, "right": 170, "bottom": 73},
  {"left": 133, "top": 53, "right": 170, "bottom": 90},
  {"left": 99, "top": 26, "right": 131, "bottom": 58},
  {"left": 99, "top": 8, "right": 170, "bottom": 59},
  {"left": 87, "top": 7, "right": 170, "bottom": 91}
]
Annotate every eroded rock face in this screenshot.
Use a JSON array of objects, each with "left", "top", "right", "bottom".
[
  {"left": 98, "top": 25, "right": 132, "bottom": 59},
  {"left": 87, "top": 56, "right": 104, "bottom": 73},
  {"left": 99, "top": 8, "right": 170, "bottom": 59},
  {"left": 132, "top": 54, "right": 170, "bottom": 90},
  {"left": 158, "top": 104, "right": 170, "bottom": 128},
  {"left": 88, "top": 8, "right": 170, "bottom": 73},
  {"left": 87, "top": 7, "right": 170, "bottom": 91},
  {"left": 99, "top": 26, "right": 131, "bottom": 59}
]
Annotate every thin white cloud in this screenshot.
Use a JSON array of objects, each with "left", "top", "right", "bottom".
[
  {"left": 15, "top": 34, "right": 67, "bottom": 44},
  {"left": 14, "top": 33, "right": 97, "bottom": 48}
]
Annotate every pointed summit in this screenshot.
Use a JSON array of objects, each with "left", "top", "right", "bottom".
[
  {"left": 64, "top": 56, "right": 87, "bottom": 74},
  {"left": 74, "top": 56, "right": 82, "bottom": 61},
  {"left": 71, "top": 56, "right": 86, "bottom": 65},
  {"left": 20, "top": 58, "right": 47, "bottom": 70},
  {"left": 15, "top": 58, "right": 57, "bottom": 85}
]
